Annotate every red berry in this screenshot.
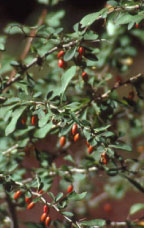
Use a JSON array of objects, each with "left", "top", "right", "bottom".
[
  {"left": 43, "top": 205, "right": 49, "bottom": 213},
  {"left": 45, "top": 216, "right": 51, "bottom": 226},
  {"left": 40, "top": 212, "right": 47, "bottom": 223},
  {"left": 58, "top": 59, "right": 64, "bottom": 68},
  {"left": 21, "top": 115, "right": 27, "bottom": 125},
  {"left": 101, "top": 152, "right": 108, "bottom": 165},
  {"left": 38, "top": 189, "right": 44, "bottom": 194},
  {"left": 82, "top": 72, "right": 88, "bottom": 81},
  {"left": 59, "top": 136, "right": 66, "bottom": 147},
  {"left": 74, "top": 133, "right": 80, "bottom": 142},
  {"left": 78, "top": 47, "right": 84, "bottom": 55},
  {"left": 57, "top": 50, "right": 64, "bottom": 58},
  {"left": 14, "top": 190, "right": 22, "bottom": 200},
  {"left": 67, "top": 185, "right": 73, "bottom": 193},
  {"left": 25, "top": 197, "right": 31, "bottom": 204},
  {"left": 135, "top": 23, "right": 139, "bottom": 29},
  {"left": 31, "top": 115, "right": 38, "bottom": 126},
  {"left": 88, "top": 145, "right": 93, "bottom": 154},
  {"left": 27, "top": 202, "right": 35, "bottom": 210},
  {"left": 72, "top": 123, "right": 77, "bottom": 135}
]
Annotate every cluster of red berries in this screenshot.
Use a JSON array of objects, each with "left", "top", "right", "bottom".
[
  {"left": 59, "top": 123, "right": 80, "bottom": 148},
  {"left": 57, "top": 47, "right": 88, "bottom": 81},
  {"left": 21, "top": 115, "right": 38, "bottom": 126},
  {"left": 59, "top": 123, "right": 109, "bottom": 165},
  {"left": 59, "top": 123, "right": 94, "bottom": 155},
  {"left": 13, "top": 190, "right": 35, "bottom": 210},
  {"left": 14, "top": 190, "right": 51, "bottom": 226},
  {"left": 40, "top": 205, "right": 51, "bottom": 226}
]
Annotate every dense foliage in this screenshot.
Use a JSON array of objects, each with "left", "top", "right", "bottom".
[{"left": 1, "top": 0, "right": 144, "bottom": 227}]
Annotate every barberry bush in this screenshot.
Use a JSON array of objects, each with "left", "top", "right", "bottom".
[{"left": 1, "top": 0, "right": 144, "bottom": 227}]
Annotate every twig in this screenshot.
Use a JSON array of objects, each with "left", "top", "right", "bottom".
[
  {"left": 7, "top": 9, "right": 47, "bottom": 84},
  {"left": 98, "top": 73, "right": 143, "bottom": 100},
  {"left": 3, "top": 185, "right": 19, "bottom": 228}
]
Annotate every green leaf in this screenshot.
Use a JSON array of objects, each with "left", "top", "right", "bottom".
[
  {"left": 109, "top": 144, "right": 132, "bottom": 152},
  {"left": 130, "top": 203, "right": 144, "bottom": 215},
  {"left": 68, "top": 191, "right": 87, "bottom": 201},
  {"left": 25, "top": 222, "right": 43, "bottom": 228},
  {"left": 84, "top": 30, "right": 98, "bottom": 40},
  {"left": 62, "top": 211, "right": 74, "bottom": 217},
  {"left": 64, "top": 155, "right": 75, "bottom": 164},
  {"left": 107, "top": 0, "right": 118, "bottom": 6},
  {"left": 80, "top": 8, "right": 108, "bottom": 28},
  {"left": 55, "top": 192, "right": 64, "bottom": 202},
  {"left": 80, "top": 219, "right": 106, "bottom": 226},
  {"left": 34, "top": 122, "right": 53, "bottom": 138},
  {"left": 60, "top": 66, "right": 77, "bottom": 94},
  {"left": 5, "top": 106, "right": 27, "bottom": 136},
  {"left": 63, "top": 47, "right": 77, "bottom": 62}
]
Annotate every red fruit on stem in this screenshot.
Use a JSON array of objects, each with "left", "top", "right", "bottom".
[
  {"left": 43, "top": 205, "right": 49, "bottom": 213},
  {"left": 57, "top": 50, "right": 64, "bottom": 58},
  {"left": 31, "top": 115, "right": 38, "bottom": 126},
  {"left": 14, "top": 190, "right": 22, "bottom": 200},
  {"left": 74, "top": 133, "right": 80, "bottom": 142},
  {"left": 88, "top": 145, "right": 93, "bottom": 154},
  {"left": 135, "top": 23, "right": 139, "bottom": 29},
  {"left": 21, "top": 115, "right": 27, "bottom": 125},
  {"left": 25, "top": 197, "right": 31, "bottom": 204},
  {"left": 78, "top": 46, "right": 84, "bottom": 55},
  {"left": 59, "top": 136, "right": 66, "bottom": 147},
  {"left": 82, "top": 72, "right": 88, "bottom": 81},
  {"left": 101, "top": 152, "right": 108, "bottom": 165},
  {"left": 72, "top": 123, "right": 77, "bottom": 135},
  {"left": 40, "top": 212, "right": 47, "bottom": 223},
  {"left": 58, "top": 59, "right": 64, "bottom": 68},
  {"left": 45, "top": 216, "right": 51, "bottom": 226},
  {"left": 38, "top": 189, "right": 43, "bottom": 194},
  {"left": 67, "top": 185, "right": 73, "bottom": 193},
  {"left": 27, "top": 202, "right": 35, "bottom": 210}
]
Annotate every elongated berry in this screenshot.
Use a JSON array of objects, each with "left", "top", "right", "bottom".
[
  {"left": 67, "top": 185, "right": 73, "bottom": 193},
  {"left": 88, "top": 145, "right": 93, "bottom": 154},
  {"left": 41, "top": 212, "right": 47, "bottom": 223},
  {"left": 43, "top": 205, "right": 49, "bottom": 213},
  {"left": 72, "top": 123, "right": 77, "bottom": 135},
  {"left": 57, "top": 50, "right": 64, "bottom": 58},
  {"left": 78, "top": 46, "right": 84, "bottom": 55},
  {"left": 135, "top": 23, "right": 139, "bottom": 29},
  {"left": 45, "top": 216, "right": 51, "bottom": 226},
  {"left": 27, "top": 201, "right": 35, "bottom": 210},
  {"left": 59, "top": 136, "right": 66, "bottom": 147},
  {"left": 31, "top": 115, "right": 38, "bottom": 126},
  {"left": 58, "top": 59, "right": 64, "bottom": 68},
  {"left": 14, "top": 190, "right": 22, "bottom": 200},
  {"left": 82, "top": 72, "right": 88, "bottom": 81},
  {"left": 101, "top": 152, "right": 108, "bottom": 165},
  {"left": 25, "top": 197, "right": 31, "bottom": 204},
  {"left": 38, "top": 189, "right": 43, "bottom": 194},
  {"left": 74, "top": 133, "right": 80, "bottom": 142}
]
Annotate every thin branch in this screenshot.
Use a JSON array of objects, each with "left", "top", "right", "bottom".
[
  {"left": 3, "top": 185, "right": 19, "bottom": 228},
  {"left": 98, "top": 73, "right": 143, "bottom": 100}
]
